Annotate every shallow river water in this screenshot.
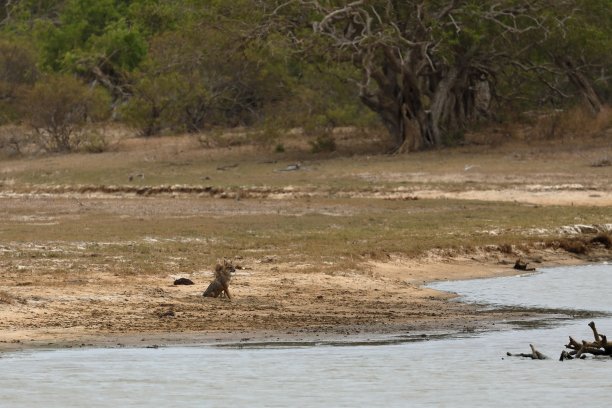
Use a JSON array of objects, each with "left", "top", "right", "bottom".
[{"left": 1, "top": 264, "right": 611, "bottom": 408}]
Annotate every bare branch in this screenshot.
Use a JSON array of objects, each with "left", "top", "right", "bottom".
[{"left": 436, "top": 0, "right": 461, "bottom": 20}]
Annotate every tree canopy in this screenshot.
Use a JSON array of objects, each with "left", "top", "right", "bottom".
[{"left": 0, "top": 0, "right": 609, "bottom": 150}]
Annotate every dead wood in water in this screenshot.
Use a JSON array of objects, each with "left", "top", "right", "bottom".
[
  {"left": 507, "top": 344, "right": 548, "bottom": 360},
  {"left": 562, "top": 321, "right": 612, "bottom": 360},
  {"left": 510, "top": 322, "right": 612, "bottom": 361}
]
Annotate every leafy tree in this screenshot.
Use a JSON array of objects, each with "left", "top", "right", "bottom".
[
  {"left": 35, "top": 0, "right": 147, "bottom": 98},
  {"left": 0, "top": 0, "right": 64, "bottom": 31},
  {"left": 544, "top": 0, "right": 611, "bottom": 112},
  {"left": 0, "top": 38, "right": 37, "bottom": 123},
  {"left": 1, "top": 0, "right": 608, "bottom": 152},
  {"left": 123, "top": 2, "right": 291, "bottom": 136},
  {"left": 20, "top": 74, "right": 110, "bottom": 152},
  {"left": 121, "top": 69, "right": 185, "bottom": 136},
  {"left": 279, "top": 0, "right": 610, "bottom": 151}
]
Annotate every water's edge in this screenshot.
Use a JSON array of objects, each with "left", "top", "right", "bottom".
[{"left": 2, "top": 263, "right": 610, "bottom": 355}]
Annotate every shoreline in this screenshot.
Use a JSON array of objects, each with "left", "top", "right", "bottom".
[{"left": 2, "top": 252, "right": 608, "bottom": 354}]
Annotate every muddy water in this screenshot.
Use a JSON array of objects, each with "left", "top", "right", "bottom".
[{"left": 1, "top": 264, "right": 611, "bottom": 408}]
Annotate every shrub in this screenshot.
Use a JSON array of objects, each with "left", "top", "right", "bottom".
[
  {"left": 529, "top": 106, "right": 611, "bottom": 141},
  {"left": 78, "top": 129, "right": 109, "bottom": 153},
  {"left": 309, "top": 133, "right": 337, "bottom": 153},
  {"left": 120, "top": 73, "right": 181, "bottom": 137},
  {"left": 20, "top": 75, "right": 110, "bottom": 152}
]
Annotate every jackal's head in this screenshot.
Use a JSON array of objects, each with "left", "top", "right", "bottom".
[{"left": 215, "top": 259, "right": 236, "bottom": 277}]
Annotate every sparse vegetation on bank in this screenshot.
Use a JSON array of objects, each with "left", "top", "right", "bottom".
[{"left": 1, "top": 135, "right": 611, "bottom": 349}]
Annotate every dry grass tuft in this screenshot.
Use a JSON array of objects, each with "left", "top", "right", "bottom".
[
  {"left": 546, "top": 237, "right": 589, "bottom": 254},
  {"left": 560, "top": 238, "right": 589, "bottom": 254},
  {"left": 530, "top": 106, "right": 611, "bottom": 141},
  {"left": 548, "top": 233, "right": 612, "bottom": 254}
]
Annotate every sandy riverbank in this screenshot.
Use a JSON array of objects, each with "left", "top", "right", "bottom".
[{"left": 1, "top": 247, "right": 606, "bottom": 353}]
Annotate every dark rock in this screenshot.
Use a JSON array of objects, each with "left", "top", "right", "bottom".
[
  {"left": 173, "top": 278, "right": 194, "bottom": 285},
  {"left": 513, "top": 259, "right": 535, "bottom": 271}
]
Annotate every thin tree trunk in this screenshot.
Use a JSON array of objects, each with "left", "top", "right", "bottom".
[
  {"left": 556, "top": 56, "right": 603, "bottom": 114},
  {"left": 430, "top": 67, "right": 460, "bottom": 146}
]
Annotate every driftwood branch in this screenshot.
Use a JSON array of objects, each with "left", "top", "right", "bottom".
[
  {"left": 562, "top": 321, "right": 612, "bottom": 360},
  {"left": 507, "top": 343, "right": 548, "bottom": 360},
  {"left": 511, "top": 322, "right": 611, "bottom": 362}
]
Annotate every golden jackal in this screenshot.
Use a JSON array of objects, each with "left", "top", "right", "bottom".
[{"left": 203, "top": 260, "right": 235, "bottom": 299}]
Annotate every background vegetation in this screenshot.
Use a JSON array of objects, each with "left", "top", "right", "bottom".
[{"left": 0, "top": 0, "right": 610, "bottom": 153}]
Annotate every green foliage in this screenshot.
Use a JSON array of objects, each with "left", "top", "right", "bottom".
[
  {"left": 20, "top": 74, "right": 111, "bottom": 152},
  {"left": 546, "top": 0, "right": 611, "bottom": 102},
  {"left": 123, "top": 6, "right": 297, "bottom": 136},
  {"left": 0, "top": 38, "right": 38, "bottom": 123},
  {"left": 0, "top": 0, "right": 609, "bottom": 153},
  {"left": 127, "top": 1, "right": 184, "bottom": 36},
  {"left": 31, "top": 0, "right": 147, "bottom": 102},
  {"left": 0, "top": 0, "right": 64, "bottom": 33},
  {"left": 120, "top": 71, "right": 186, "bottom": 136}
]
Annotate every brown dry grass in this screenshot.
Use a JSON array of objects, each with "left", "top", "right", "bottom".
[{"left": 544, "top": 234, "right": 612, "bottom": 255}]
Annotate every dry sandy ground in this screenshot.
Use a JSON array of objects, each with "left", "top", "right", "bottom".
[
  {"left": 1, "top": 137, "right": 611, "bottom": 352},
  {"left": 0, "top": 251, "right": 587, "bottom": 352}
]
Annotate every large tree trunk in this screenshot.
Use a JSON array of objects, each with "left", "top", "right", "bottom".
[
  {"left": 361, "top": 89, "right": 432, "bottom": 153},
  {"left": 360, "top": 57, "right": 437, "bottom": 153},
  {"left": 360, "top": 59, "right": 480, "bottom": 153}
]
